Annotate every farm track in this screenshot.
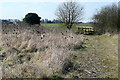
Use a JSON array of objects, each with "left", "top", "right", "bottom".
[{"left": 60, "top": 34, "right": 118, "bottom": 78}]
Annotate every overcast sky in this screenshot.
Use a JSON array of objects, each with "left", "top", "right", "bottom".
[{"left": 0, "top": 0, "right": 119, "bottom": 22}]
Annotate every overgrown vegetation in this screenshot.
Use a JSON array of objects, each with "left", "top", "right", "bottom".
[
  {"left": 0, "top": 23, "right": 84, "bottom": 78},
  {"left": 0, "top": 23, "right": 118, "bottom": 79},
  {"left": 0, "top": 2, "right": 118, "bottom": 79},
  {"left": 92, "top": 3, "right": 118, "bottom": 34}
]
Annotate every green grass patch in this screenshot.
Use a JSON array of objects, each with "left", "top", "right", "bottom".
[
  {"left": 58, "top": 34, "right": 118, "bottom": 78},
  {"left": 0, "top": 47, "right": 3, "bottom": 51},
  {"left": 86, "top": 34, "right": 118, "bottom": 78},
  {"left": 41, "top": 23, "right": 63, "bottom": 27},
  {"left": 41, "top": 23, "right": 94, "bottom": 32}
]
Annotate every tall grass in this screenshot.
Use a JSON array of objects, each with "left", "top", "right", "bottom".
[{"left": 0, "top": 23, "right": 84, "bottom": 78}]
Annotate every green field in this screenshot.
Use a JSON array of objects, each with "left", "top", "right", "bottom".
[
  {"left": 41, "top": 23, "right": 93, "bottom": 27},
  {"left": 41, "top": 23, "right": 94, "bottom": 32}
]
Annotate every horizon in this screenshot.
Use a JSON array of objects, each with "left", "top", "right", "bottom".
[{"left": 0, "top": 0, "right": 119, "bottom": 23}]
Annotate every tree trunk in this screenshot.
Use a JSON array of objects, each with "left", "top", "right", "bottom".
[{"left": 67, "top": 23, "right": 73, "bottom": 30}]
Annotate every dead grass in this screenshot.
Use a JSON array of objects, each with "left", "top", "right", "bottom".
[
  {"left": 0, "top": 23, "right": 117, "bottom": 78},
  {"left": 0, "top": 23, "right": 84, "bottom": 78}
]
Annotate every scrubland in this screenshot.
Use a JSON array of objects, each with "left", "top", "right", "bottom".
[
  {"left": 0, "top": 23, "right": 118, "bottom": 79},
  {"left": 0, "top": 23, "right": 84, "bottom": 78}
]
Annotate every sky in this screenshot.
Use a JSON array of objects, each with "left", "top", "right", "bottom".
[{"left": 0, "top": 0, "right": 119, "bottom": 22}]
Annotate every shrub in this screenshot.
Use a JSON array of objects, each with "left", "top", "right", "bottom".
[
  {"left": 23, "top": 13, "right": 41, "bottom": 25},
  {"left": 92, "top": 3, "right": 118, "bottom": 34}
]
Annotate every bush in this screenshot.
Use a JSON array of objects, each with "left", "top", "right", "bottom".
[
  {"left": 23, "top": 13, "right": 41, "bottom": 25},
  {"left": 92, "top": 3, "right": 118, "bottom": 34}
]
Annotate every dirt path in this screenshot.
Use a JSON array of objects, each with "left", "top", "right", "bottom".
[{"left": 60, "top": 34, "right": 118, "bottom": 78}]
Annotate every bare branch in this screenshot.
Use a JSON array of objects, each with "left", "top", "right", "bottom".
[{"left": 55, "top": 1, "right": 84, "bottom": 30}]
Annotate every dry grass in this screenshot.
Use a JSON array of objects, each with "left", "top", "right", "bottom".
[
  {"left": 0, "top": 23, "right": 84, "bottom": 78},
  {"left": 0, "top": 23, "right": 117, "bottom": 79}
]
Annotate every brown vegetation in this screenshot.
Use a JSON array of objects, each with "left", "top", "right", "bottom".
[{"left": 0, "top": 23, "right": 84, "bottom": 78}]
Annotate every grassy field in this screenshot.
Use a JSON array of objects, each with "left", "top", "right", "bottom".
[
  {"left": 40, "top": 23, "right": 118, "bottom": 78},
  {"left": 41, "top": 23, "right": 118, "bottom": 78},
  {"left": 41, "top": 23, "right": 94, "bottom": 33},
  {"left": 0, "top": 23, "right": 118, "bottom": 79},
  {"left": 47, "top": 34, "right": 118, "bottom": 78},
  {"left": 41, "top": 23, "right": 93, "bottom": 27}
]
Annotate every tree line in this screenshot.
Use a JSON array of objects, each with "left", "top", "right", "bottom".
[
  {"left": 41, "top": 19, "right": 60, "bottom": 23},
  {"left": 92, "top": 3, "right": 118, "bottom": 34},
  {"left": 23, "top": 1, "right": 118, "bottom": 34}
]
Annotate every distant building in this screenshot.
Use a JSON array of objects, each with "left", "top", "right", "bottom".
[
  {"left": 41, "top": 19, "right": 44, "bottom": 23},
  {"left": 2, "top": 20, "right": 11, "bottom": 24},
  {"left": 44, "top": 19, "right": 49, "bottom": 23},
  {"left": 1, "top": 19, "right": 21, "bottom": 24},
  {"left": 14, "top": 19, "right": 21, "bottom": 24}
]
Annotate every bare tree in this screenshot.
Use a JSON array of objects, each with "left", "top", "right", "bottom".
[{"left": 56, "top": 1, "right": 84, "bottom": 30}]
